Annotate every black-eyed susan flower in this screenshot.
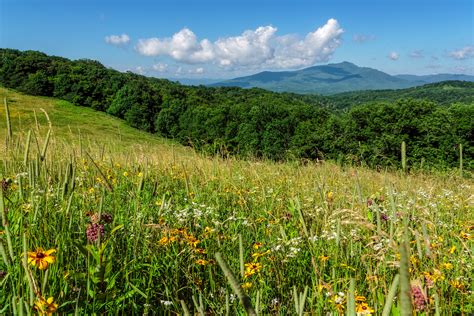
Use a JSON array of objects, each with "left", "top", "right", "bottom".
[
  {"left": 319, "top": 255, "right": 330, "bottom": 262},
  {"left": 253, "top": 242, "right": 263, "bottom": 250},
  {"left": 244, "top": 262, "right": 262, "bottom": 277},
  {"left": 27, "top": 248, "right": 56, "bottom": 270},
  {"left": 186, "top": 236, "right": 200, "bottom": 248},
  {"left": 34, "top": 296, "right": 58, "bottom": 315},
  {"left": 195, "top": 259, "right": 208, "bottom": 266},
  {"left": 194, "top": 248, "right": 207, "bottom": 255},
  {"left": 356, "top": 302, "right": 375, "bottom": 315}
]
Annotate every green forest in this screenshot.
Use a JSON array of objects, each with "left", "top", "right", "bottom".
[{"left": 1, "top": 49, "right": 473, "bottom": 169}]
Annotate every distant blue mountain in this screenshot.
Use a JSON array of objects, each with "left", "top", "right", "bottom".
[{"left": 211, "top": 62, "right": 474, "bottom": 95}]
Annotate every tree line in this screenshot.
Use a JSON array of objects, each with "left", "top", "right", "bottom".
[{"left": 1, "top": 49, "right": 472, "bottom": 170}]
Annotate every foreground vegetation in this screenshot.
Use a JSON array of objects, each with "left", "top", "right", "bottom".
[
  {"left": 0, "top": 88, "right": 473, "bottom": 315},
  {"left": 1, "top": 49, "right": 473, "bottom": 169}
]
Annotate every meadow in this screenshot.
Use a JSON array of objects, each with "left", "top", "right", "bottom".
[{"left": 0, "top": 87, "right": 473, "bottom": 315}]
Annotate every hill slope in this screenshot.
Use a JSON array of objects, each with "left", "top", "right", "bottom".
[
  {"left": 0, "top": 86, "right": 191, "bottom": 157},
  {"left": 212, "top": 62, "right": 474, "bottom": 94}
]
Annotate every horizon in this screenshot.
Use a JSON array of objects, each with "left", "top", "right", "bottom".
[{"left": 1, "top": 0, "right": 473, "bottom": 81}]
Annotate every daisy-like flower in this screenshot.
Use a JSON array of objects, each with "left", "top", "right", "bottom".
[
  {"left": 194, "top": 248, "right": 207, "bottom": 255},
  {"left": 27, "top": 248, "right": 56, "bottom": 270},
  {"left": 356, "top": 302, "right": 375, "bottom": 315},
  {"left": 186, "top": 235, "right": 200, "bottom": 248},
  {"left": 34, "top": 296, "right": 58, "bottom": 315},
  {"left": 319, "top": 255, "right": 330, "bottom": 262},
  {"left": 195, "top": 259, "right": 208, "bottom": 266},
  {"left": 244, "top": 262, "right": 263, "bottom": 277}
]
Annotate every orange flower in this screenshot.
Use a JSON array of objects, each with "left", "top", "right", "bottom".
[{"left": 27, "top": 248, "right": 56, "bottom": 270}]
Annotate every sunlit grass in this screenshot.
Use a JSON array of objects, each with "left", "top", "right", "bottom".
[{"left": 0, "top": 88, "right": 472, "bottom": 314}]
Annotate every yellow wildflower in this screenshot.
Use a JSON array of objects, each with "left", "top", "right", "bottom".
[
  {"left": 159, "top": 236, "right": 175, "bottom": 246},
  {"left": 195, "top": 248, "right": 207, "bottom": 255},
  {"left": 27, "top": 248, "right": 56, "bottom": 270},
  {"left": 327, "top": 191, "right": 334, "bottom": 202},
  {"left": 241, "top": 282, "right": 252, "bottom": 290},
  {"left": 34, "top": 296, "right": 58, "bottom": 315},
  {"left": 460, "top": 231, "right": 471, "bottom": 240},
  {"left": 187, "top": 236, "right": 200, "bottom": 248},
  {"left": 252, "top": 250, "right": 270, "bottom": 259},
  {"left": 244, "top": 262, "right": 263, "bottom": 277},
  {"left": 356, "top": 302, "right": 375, "bottom": 315},
  {"left": 195, "top": 259, "right": 208, "bottom": 266},
  {"left": 319, "top": 255, "right": 330, "bottom": 262},
  {"left": 441, "top": 263, "right": 453, "bottom": 270}
]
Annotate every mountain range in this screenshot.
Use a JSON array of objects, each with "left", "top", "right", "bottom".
[{"left": 210, "top": 62, "right": 474, "bottom": 95}]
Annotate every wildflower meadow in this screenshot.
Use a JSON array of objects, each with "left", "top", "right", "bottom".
[{"left": 0, "top": 89, "right": 473, "bottom": 315}]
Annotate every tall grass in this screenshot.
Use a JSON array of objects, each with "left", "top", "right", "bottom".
[{"left": 0, "top": 91, "right": 472, "bottom": 314}]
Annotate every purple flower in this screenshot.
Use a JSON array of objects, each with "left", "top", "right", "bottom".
[
  {"left": 86, "top": 223, "right": 104, "bottom": 242},
  {"left": 411, "top": 285, "right": 426, "bottom": 311}
]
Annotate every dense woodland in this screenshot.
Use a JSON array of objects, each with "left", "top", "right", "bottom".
[{"left": 1, "top": 49, "right": 473, "bottom": 169}]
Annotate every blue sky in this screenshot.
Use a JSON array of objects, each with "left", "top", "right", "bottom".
[{"left": 1, "top": 0, "right": 473, "bottom": 79}]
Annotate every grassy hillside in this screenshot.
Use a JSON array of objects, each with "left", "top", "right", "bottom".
[
  {"left": 0, "top": 86, "right": 181, "bottom": 151},
  {"left": 0, "top": 88, "right": 473, "bottom": 314}
]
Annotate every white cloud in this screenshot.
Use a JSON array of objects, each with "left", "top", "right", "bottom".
[
  {"left": 136, "top": 28, "right": 214, "bottom": 63},
  {"left": 214, "top": 26, "right": 277, "bottom": 67},
  {"left": 388, "top": 51, "right": 399, "bottom": 61},
  {"left": 352, "top": 34, "right": 375, "bottom": 43},
  {"left": 192, "top": 67, "right": 205, "bottom": 74},
  {"left": 409, "top": 50, "right": 424, "bottom": 58},
  {"left": 105, "top": 34, "right": 130, "bottom": 46},
  {"left": 152, "top": 63, "right": 168, "bottom": 72},
  {"left": 449, "top": 46, "right": 474, "bottom": 60},
  {"left": 135, "top": 19, "right": 344, "bottom": 70},
  {"left": 134, "top": 66, "right": 146, "bottom": 75}
]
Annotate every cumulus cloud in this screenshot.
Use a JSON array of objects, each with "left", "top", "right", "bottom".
[
  {"left": 388, "top": 51, "right": 399, "bottom": 60},
  {"left": 105, "top": 34, "right": 130, "bottom": 46},
  {"left": 135, "top": 19, "right": 344, "bottom": 69},
  {"left": 352, "top": 34, "right": 375, "bottom": 43},
  {"left": 448, "top": 46, "right": 474, "bottom": 60}
]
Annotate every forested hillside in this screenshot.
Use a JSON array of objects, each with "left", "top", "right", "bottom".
[
  {"left": 326, "top": 81, "right": 474, "bottom": 109},
  {"left": 1, "top": 48, "right": 472, "bottom": 169}
]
